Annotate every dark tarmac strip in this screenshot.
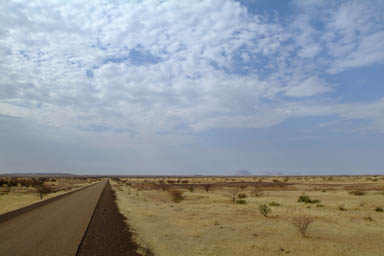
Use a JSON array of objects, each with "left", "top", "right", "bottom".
[
  {"left": 76, "top": 181, "right": 144, "bottom": 256},
  {"left": 0, "top": 180, "right": 107, "bottom": 256}
]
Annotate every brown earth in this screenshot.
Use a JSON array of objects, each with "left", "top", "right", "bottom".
[
  {"left": 76, "top": 181, "right": 145, "bottom": 256},
  {"left": 0, "top": 180, "right": 106, "bottom": 256}
]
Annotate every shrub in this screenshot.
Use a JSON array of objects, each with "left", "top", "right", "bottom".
[
  {"left": 239, "top": 185, "right": 248, "bottom": 190},
  {"left": 235, "top": 199, "right": 246, "bottom": 204},
  {"left": 298, "top": 195, "right": 311, "bottom": 203},
  {"left": 187, "top": 185, "right": 194, "bottom": 192},
  {"left": 375, "top": 207, "right": 383, "bottom": 212},
  {"left": 168, "top": 190, "right": 184, "bottom": 203},
  {"left": 228, "top": 188, "right": 240, "bottom": 204},
  {"left": 0, "top": 179, "right": 6, "bottom": 186},
  {"left": 251, "top": 188, "right": 263, "bottom": 197},
  {"left": 298, "top": 195, "right": 320, "bottom": 204},
  {"left": 339, "top": 204, "right": 347, "bottom": 211},
  {"left": 292, "top": 215, "right": 315, "bottom": 238},
  {"left": 316, "top": 204, "right": 324, "bottom": 207},
  {"left": 349, "top": 190, "right": 366, "bottom": 196},
  {"left": 363, "top": 216, "right": 374, "bottom": 222},
  {"left": 18, "top": 179, "right": 31, "bottom": 187},
  {"left": 7, "top": 179, "right": 18, "bottom": 187},
  {"left": 269, "top": 201, "right": 280, "bottom": 206},
  {"left": 238, "top": 193, "right": 247, "bottom": 199},
  {"left": 259, "top": 203, "right": 272, "bottom": 217},
  {"left": 157, "top": 183, "right": 169, "bottom": 192}
]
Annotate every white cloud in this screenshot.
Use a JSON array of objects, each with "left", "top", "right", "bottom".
[
  {"left": 298, "top": 44, "right": 321, "bottom": 58},
  {"left": 0, "top": 0, "right": 383, "bottom": 137},
  {"left": 284, "top": 77, "right": 330, "bottom": 97},
  {"left": 323, "top": 1, "right": 384, "bottom": 72}
]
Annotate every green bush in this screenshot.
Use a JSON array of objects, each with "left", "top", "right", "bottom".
[
  {"left": 269, "top": 201, "right": 280, "bottom": 206},
  {"left": 238, "top": 193, "right": 247, "bottom": 199},
  {"left": 375, "top": 207, "right": 383, "bottom": 212},
  {"left": 298, "top": 195, "right": 320, "bottom": 204},
  {"left": 235, "top": 199, "right": 246, "bottom": 204},
  {"left": 259, "top": 203, "right": 272, "bottom": 217}
]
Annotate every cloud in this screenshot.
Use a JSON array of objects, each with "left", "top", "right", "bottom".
[
  {"left": 283, "top": 77, "right": 330, "bottom": 97},
  {"left": 0, "top": 0, "right": 383, "bottom": 138}
]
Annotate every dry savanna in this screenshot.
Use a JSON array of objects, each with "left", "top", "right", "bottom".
[
  {"left": 111, "top": 175, "right": 384, "bottom": 256},
  {"left": 0, "top": 176, "right": 99, "bottom": 214}
]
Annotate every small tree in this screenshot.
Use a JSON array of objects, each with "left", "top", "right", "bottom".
[
  {"left": 259, "top": 203, "right": 272, "bottom": 217},
  {"left": 31, "top": 178, "right": 52, "bottom": 200},
  {"left": 228, "top": 188, "right": 240, "bottom": 204},
  {"left": 202, "top": 184, "right": 213, "bottom": 192},
  {"left": 292, "top": 215, "right": 315, "bottom": 238},
  {"left": 35, "top": 184, "right": 53, "bottom": 200}
]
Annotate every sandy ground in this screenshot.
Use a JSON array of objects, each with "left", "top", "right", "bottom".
[
  {"left": 0, "top": 179, "right": 97, "bottom": 214},
  {"left": 112, "top": 176, "right": 384, "bottom": 256},
  {"left": 0, "top": 180, "right": 106, "bottom": 256}
]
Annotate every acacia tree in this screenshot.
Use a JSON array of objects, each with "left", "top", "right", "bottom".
[
  {"left": 32, "top": 178, "right": 52, "bottom": 200},
  {"left": 202, "top": 184, "right": 213, "bottom": 192}
]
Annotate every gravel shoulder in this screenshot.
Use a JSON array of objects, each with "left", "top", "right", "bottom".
[{"left": 77, "top": 181, "right": 144, "bottom": 256}]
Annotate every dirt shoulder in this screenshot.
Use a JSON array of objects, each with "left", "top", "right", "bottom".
[{"left": 77, "top": 180, "right": 145, "bottom": 256}]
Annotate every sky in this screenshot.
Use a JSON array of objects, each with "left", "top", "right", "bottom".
[{"left": 0, "top": 0, "right": 384, "bottom": 175}]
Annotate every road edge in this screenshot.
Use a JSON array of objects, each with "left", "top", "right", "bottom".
[{"left": 0, "top": 181, "right": 102, "bottom": 224}]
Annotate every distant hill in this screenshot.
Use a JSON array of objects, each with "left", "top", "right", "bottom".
[
  {"left": 235, "top": 170, "right": 252, "bottom": 176},
  {"left": 0, "top": 172, "right": 77, "bottom": 177},
  {"left": 262, "top": 171, "right": 286, "bottom": 176}
]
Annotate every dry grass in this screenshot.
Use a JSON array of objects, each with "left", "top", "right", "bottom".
[
  {"left": 0, "top": 178, "right": 98, "bottom": 214},
  {"left": 112, "top": 176, "right": 384, "bottom": 256}
]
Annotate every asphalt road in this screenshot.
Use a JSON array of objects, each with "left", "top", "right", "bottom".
[{"left": 0, "top": 180, "right": 106, "bottom": 256}]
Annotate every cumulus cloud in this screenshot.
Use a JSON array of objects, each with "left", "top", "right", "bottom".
[{"left": 0, "top": 0, "right": 383, "bottom": 137}]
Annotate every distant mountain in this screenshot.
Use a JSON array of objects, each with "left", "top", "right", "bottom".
[
  {"left": 0, "top": 172, "right": 77, "bottom": 177},
  {"left": 235, "top": 170, "right": 252, "bottom": 176}
]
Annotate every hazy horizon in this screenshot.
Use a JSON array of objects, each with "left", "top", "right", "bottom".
[{"left": 1, "top": 0, "right": 384, "bottom": 175}]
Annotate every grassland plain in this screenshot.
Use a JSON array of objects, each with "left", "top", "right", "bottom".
[
  {"left": 112, "top": 176, "right": 384, "bottom": 256},
  {"left": 0, "top": 177, "right": 98, "bottom": 214}
]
